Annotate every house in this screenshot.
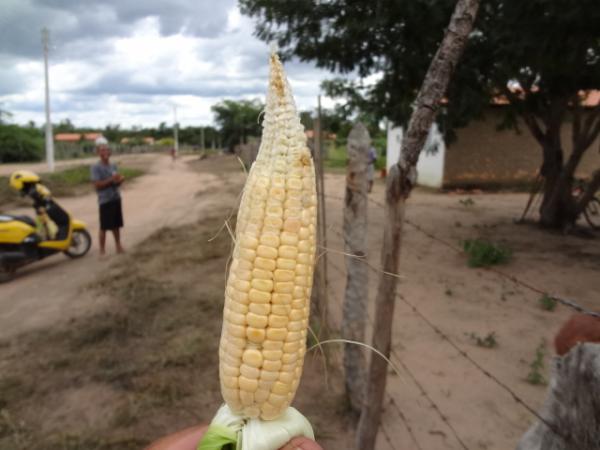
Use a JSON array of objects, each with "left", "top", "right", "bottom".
[
  {"left": 120, "top": 137, "right": 155, "bottom": 145},
  {"left": 54, "top": 132, "right": 103, "bottom": 143},
  {"left": 388, "top": 93, "right": 600, "bottom": 189}
]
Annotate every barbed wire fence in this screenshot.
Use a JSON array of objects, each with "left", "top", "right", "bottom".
[
  {"left": 327, "top": 193, "right": 599, "bottom": 319},
  {"left": 319, "top": 190, "right": 592, "bottom": 447}
]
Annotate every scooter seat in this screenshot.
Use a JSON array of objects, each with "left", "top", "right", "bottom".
[{"left": 0, "top": 215, "right": 36, "bottom": 228}]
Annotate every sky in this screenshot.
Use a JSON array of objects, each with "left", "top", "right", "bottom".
[{"left": 0, "top": 0, "right": 336, "bottom": 129}]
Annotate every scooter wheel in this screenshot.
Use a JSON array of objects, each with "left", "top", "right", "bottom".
[{"left": 65, "top": 229, "right": 92, "bottom": 258}]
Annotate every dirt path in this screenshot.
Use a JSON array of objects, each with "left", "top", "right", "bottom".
[
  {"left": 323, "top": 174, "right": 600, "bottom": 450},
  {"left": 0, "top": 154, "right": 237, "bottom": 340}
]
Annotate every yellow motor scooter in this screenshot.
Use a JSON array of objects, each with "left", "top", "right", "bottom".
[{"left": 0, "top": 170, "right": 91, "bottom": 279}]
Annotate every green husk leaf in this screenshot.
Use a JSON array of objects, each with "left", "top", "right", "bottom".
[{"left": 197, "top": 424, "right": 238, "bottom": 450}]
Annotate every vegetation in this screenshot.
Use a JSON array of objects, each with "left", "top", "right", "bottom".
[
  {"left": 526, "top": 340, "right": 547, "bottom": 386},
  {"left": 462, "top": 239, "right": 511, "bottom": 267},
  {"left": 240, "top": 0, "right": 600, "bottom": 229},
  {"left": 468, "top": 332, "right": 498, "bottom": 349},
  {"left": 0, "top": 165, "right": 144, "bottom": 206},
  {"left": 538, "top": 294, "right": 558, "bottom": 312},
  {"left": 211, "top": 99, "right": 264, "bottom": 152},
  {"left": 0, "top": 124, "right": 44, "bottom": 163}
]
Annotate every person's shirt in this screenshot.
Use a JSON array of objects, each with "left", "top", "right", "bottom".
[
  {"left": 368, "top": 147, "right": 377, "bottom": 165},
  {"left": 90, "top": 162, "right": 121, "bottom": 205}
]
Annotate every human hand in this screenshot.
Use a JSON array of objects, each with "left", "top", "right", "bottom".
[{"left": 145, "top": 424, "right": 323, "bottom": 450}]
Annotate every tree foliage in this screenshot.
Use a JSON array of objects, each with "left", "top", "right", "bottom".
[
  {"left": 211, "top": 99, "right": 264, "bottom": 151},
  {"left": 240, "top": 0, "right": 600, "bottom": 227},
  {"left": 0, "top": 124, "right": 44, "bottom": 163}
]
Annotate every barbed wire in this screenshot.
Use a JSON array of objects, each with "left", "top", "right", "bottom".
[
  {"left": 325, "top": 221, "right": 565, "bottom": 442},
  {"left": 325, "top": 268, "right": 424, "bottom": 450},
  {"left": 328, "top": 257, "right": 469, "bottom": 450},
  {"left": 324, "top": 192, "right": 600, "bottom": 318}
]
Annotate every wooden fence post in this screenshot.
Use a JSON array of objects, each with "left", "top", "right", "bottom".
[
  {"left": 356, "top": 1, "right": 480, "bottom": 448},
  {"left": 311, "top": 100, "right": 329, "bottom": 336},
  {"left": 342, "top": 122, "right": 370, "bottom": 414},
  {"left": 516, "top": 343, "right": 600, "bottom": 450}
]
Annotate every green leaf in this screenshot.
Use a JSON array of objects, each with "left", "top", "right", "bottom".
[{"left": 197, "top": 424, "right": 238, "bottom": 450}]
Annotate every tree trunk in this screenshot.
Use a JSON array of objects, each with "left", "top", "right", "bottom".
[
  {"left": 516, "top": 343, "right": 600, "bottom": 450},
  {"left": 521, "top": 101, "right": 600, "bottom": 229},
  {"left": 342, "top": 122, "right": 370, "bottom": 414},
  {"left": 355, "top": 1, "right": 480, "bottom": 448}
]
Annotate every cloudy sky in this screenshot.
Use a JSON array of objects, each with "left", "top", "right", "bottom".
[{"left": 0, "top": 0, "right": 336, "bottom": 129}]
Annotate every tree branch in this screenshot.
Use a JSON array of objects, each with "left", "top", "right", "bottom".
[
  {"left": 581, "top": 104, "right": 600, "bottom": 138},
  {"left": 501, "top": 86, "right": 546, "bottom": 145},
  {"left": 572, "top": 101, "right": 581, "bottom": 152},
  {"left": 581, "top": 106, "right": 600, "bottom": 150}
]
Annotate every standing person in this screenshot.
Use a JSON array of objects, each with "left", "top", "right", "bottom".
[
  {"left": 367, "top": 145, "right": 377, "bottom": 193},
  {"left": 91, "top": 136, "right": 125, "bottom": 255}
]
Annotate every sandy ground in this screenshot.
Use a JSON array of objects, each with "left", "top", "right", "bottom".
[
  {"left": 0, "top": 153, "right": 229, "bottom": 340},
  {"left": 1, "top": 154, "right": 599, "bottom": 449},
  {"left": 323, "top": 173, "right": 600, "bottom": 450}
]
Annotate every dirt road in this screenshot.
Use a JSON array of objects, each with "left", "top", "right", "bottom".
[{"left": 0, "top": 154, "right": 240, "bottom": 340}]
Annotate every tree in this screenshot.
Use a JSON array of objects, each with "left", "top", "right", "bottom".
[
  {"left": 0, "top": 105, "right": 12, "bottom": 125},
  {"left": 211, "top": 99, "right": 264, "bottom": 152},
  {"left": 54, "top": 118, "right": 75, "bottom": 133},
  {"left": 103, "top": 124, "right": 122, "bottom": 143},
  {"left": 240, "top": 0, "right": 600, "bottom": 229},
  {"left": 0, "top": 125, "right": 44, "bottom": 162}
]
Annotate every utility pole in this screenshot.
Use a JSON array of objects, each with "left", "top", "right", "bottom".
[
  {"left": 42, "top": 27, "right": 54, "bottom": 172},
  {"left": 173, "top": 106, "right": 179, "bottom": 155}
]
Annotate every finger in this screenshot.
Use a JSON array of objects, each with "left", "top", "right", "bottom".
[{"left": 279, "top": 436, "right": 324, "bottom": 450}]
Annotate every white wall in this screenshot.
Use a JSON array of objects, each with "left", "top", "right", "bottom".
[
  {"left": 386, "top": 125, "right": 402, "bottom": 173},
  {"left": 386, "top": 123, "right": 446, "bottom": 189}
]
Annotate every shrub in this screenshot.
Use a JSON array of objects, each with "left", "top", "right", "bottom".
[
  {"left": 462, "top": 239, "right": 511, "bottom": 267},
  {"left": 0, "top": 125, "right": 44, "bottom": 162},
  {"left": 538, "top": 294, "right": 557, "bottom": 312}
]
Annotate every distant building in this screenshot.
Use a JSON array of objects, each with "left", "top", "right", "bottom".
[
  {"left": 120, "top": 137, "right": 155, "bottom": 145},
  {"left": 54, "top": 132, "right": 104, "bottom": 143}
]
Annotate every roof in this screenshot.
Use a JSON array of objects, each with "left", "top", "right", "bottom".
[{"left": 54, "top": 132, "right": 104, "bottom": 142}]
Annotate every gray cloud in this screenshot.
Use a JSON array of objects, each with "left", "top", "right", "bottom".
[
  {"left": 0, "top": 0, "right": 235, "bottom": 59},
  {"left": 0, "top": 1, "right": 333, "bottom": 127},
  {"left": 81, "top": 71, "right": 266, "bottom": 97}
]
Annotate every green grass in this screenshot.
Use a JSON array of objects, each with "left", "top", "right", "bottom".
[
  {"left": 323, "top": 144, "right": 387, "bottom": 171},
  {"left": 526, "top": 339, "right": 547, "bottom": 385},
  {"left": 462, "top": 239, "right": 512, "bottom": 267},
  {"left": 0, "top": 165, "right": 144, "bottom": 207},
  {"left": 323, "top": 145, "right": 347, "bottom": 169},
  {"left": 538, "top": 294, "right": 557, "bottom": 312}
]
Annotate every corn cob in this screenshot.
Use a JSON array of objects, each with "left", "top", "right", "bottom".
[{"left": 218, "top": 51, "right": 317, "bottom": 423}]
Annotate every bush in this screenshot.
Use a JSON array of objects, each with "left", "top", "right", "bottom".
[
  {"left": 0, "top": 125, "right": 44, "bottom": 162},
  {"left": 463, "top": 239, "right": 511, "bottom": 267}
]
